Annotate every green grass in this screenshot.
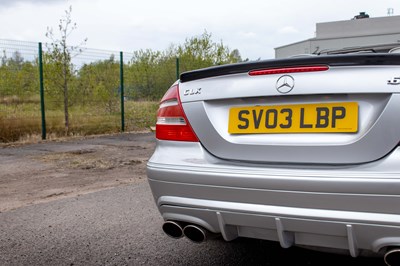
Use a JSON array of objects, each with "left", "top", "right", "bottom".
[
  {"left": 125, "top": 101, "right": 158, "bottom": 130},
  {"left": 0, "top": 99, "right": 159, "bottom": 143}
]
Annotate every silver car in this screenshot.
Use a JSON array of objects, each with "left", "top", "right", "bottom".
[{"left": 147, "top": 53, "right": 400, "bottom": 265}]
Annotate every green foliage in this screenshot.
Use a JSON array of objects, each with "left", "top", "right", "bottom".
[
  {"left": 42, "top": 50, "right": 74, "bottom": 106},
  {"left": 124, "top": 30, "right": 243, "bottom": 100},
  {"left": 176, "top": 31, "right": 240, "bottom": 71},
  {"left": 0, "top": 51, "right": 38, "bottom": 98},
  {"left": 125, "top": 49, "right": 164, "bottom": 100},
  {"left": 0, "top": 30, "right": 243, "bottom": 142},
  {"left": 45, "top": 5, "right": 87, "bottom": 134},
  {"left": 78, "top": 55, "right": 120, "bottom": 113}
]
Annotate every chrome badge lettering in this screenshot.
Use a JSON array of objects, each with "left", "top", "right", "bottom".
[{"left": 184, "top": 88, "right": 202, "bottom": 96}]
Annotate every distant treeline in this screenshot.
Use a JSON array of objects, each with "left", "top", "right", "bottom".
[{"left": 0, "top": 31, "right": 243, "bottom": 108}]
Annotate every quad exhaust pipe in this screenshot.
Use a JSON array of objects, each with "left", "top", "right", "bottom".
[
  {"left": 162, "top": 221, "right": 184, "bottom": 239},
  {"left": 162, "top": 221, "right": 213, "bottom": 243},
  {"left": 183, "top": 224, "right": 208, "bottom": 243},
  {"left": 384, "top": 248, "right": 400, "bottom": 266}
]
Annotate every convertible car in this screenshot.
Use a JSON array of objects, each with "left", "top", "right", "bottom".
[{"left": 147, "top": 52, "right": 400, "bottom": 266}]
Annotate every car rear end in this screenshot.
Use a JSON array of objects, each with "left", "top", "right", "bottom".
[{"left": 147, "top": 54, "right": 400, "bottom": 263}]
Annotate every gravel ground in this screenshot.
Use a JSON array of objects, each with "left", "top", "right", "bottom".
[
  {"left": 0, "top": 133, "right": 386, "bottom": 265},
  {"left": 0, "top": 182, "right": 383, "bottom": 266},
  {"left": 0, "top": 132, "right": 155, "bottom": 212}
]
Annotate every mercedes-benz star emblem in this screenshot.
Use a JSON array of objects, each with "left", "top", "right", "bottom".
[{"left": 276, "top": 75, "right": 295, "bottom": 94}]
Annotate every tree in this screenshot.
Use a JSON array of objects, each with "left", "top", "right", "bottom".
[
  {"left": 125, "top": 49, "right": 163, "bottom": 100},
  {"left": 175, "top": 31, "right": 242, "bottom": 72},
  {"left": 45, "top": 5, "right": 87, "bottom": 134},
  {"left": 0, "top": 50, "right": 38, "bottom": 99},
  {"left": 123, "top": 31, "right": 243, "bottom": 101},
  {"left": 77, "top": 55, "right": 120, "bottom": 113},
  {"left": 230, "top": 49, "right": 245, "bottom": 62}
]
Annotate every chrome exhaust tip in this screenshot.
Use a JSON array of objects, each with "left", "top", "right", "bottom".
[
  {"left": 183, "top": 225, "right": 207, "bottom": 243},
  {"left": 162, "top": 221, "right": 184, "bottom": 239},
  {"left": 384, "top": 248, "right": 400, "bottom": 266}
]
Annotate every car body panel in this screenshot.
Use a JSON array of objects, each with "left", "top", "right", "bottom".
[
  {"left": 183, "top": 93, "right": 400, "bottom": 164},
  {"left": 179, "top": 66, "right": 400, "bottom": 103},
  {"left": 148, "top": 141, "right": 400, "bottom": 256},
  {"left": 178, "top": 65, "right": 400, "bottom": 164},
  {"left": 147, "top": 54, "right": 400, "bottom": 257}
]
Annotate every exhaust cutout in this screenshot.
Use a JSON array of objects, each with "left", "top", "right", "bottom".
[
  {"left": 183, "top": 225, "right": 207, "bottom": 243},
  {"left": 385, "top": 248, "right": 400, "bottom": 266},
  {"left": 162, "top": 221, "right": 184, "bottom": 239}
]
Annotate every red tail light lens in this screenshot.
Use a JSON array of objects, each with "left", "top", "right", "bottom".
[
  {"left": 248, "top": 65, "right": 329, "bottom": 76},
  {"left": 156, "top": 84, "right": 199, "bottom": 142}
]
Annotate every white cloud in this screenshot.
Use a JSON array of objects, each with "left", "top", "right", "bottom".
[
  {"left": 0, "top": 0, "right": 399, "bottom": 60},
  {"left": 0, "top": 0, "right": 64, "bottom": 8},
  {"left": 278, "top": 26, "right": 300, "bottom": 35},
  {"left": 238, "top": 31, "right": 257, "bottom": 39}
]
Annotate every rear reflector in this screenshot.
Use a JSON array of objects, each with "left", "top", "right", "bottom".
[
  {"left": 248, "top": 65, "right": 329, "bottom": 76},
  {"left": 156, "top": 84, "right": 199, "bottom": 142}
]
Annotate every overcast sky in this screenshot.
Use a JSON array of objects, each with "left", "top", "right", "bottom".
[{"left": 0, "top": 0, "right": 398, "bottom": 60}]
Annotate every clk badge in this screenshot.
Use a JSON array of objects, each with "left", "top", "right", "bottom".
[
  {"left": 183, "top": 88, "right": 202, "bottom": 96},
  {"left": 276, "top": 75, "right": 295, "bottom": 94}
]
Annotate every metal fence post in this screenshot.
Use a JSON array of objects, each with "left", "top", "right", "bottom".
[
  {"left": 176, "top": 57, "right": 180, "bottom": 80},
  {"left": 38, "top": 42, "right": 46, "bottom": 140},
  {"left": 120, "top": 51, "right": 125, "bottom": 132}
]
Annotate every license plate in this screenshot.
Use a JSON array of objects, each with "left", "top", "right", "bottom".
[{"left": 228, "top": 102, "right": 358, "bottom": 134}]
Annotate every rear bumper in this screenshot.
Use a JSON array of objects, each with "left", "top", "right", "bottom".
[{"left": 147, "top": 141, "right": 400, "bottom": 256}]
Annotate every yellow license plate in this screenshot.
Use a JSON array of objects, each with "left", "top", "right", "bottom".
[{"left": 229, "top": 102, "right": 358, "bottom": 134}]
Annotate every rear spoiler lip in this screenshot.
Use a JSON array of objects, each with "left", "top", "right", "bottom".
[{"left": 179, "top": 53, "right": 400, "bottom": 83}]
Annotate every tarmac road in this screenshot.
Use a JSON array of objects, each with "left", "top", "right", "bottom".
[{"left": 0, "top": 181, "right": 384, "bottom": 266}]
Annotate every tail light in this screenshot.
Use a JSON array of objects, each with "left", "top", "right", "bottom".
[{"left": 156, "top": 84, "right": 199, "bottom": 142}]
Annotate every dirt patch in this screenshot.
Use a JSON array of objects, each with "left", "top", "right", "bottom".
[
  {"left": 36, "top": 149, "right": 144, "bottom": 170},
  {"left": 0, "top": 132, "right": 156, "bottom": 212}
]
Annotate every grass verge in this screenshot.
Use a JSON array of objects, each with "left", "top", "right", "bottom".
[{"left": 0, "top": 100, "right": 158, "bottom": 143}]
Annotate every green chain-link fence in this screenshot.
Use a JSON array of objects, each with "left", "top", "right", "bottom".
[
  {"left": 0, "top": 33, "right": 240, "bottom": 143},
  {"left": 0, "top": 40, "right": 177, "bottom": 143},
  {"left": 0, "top": 40, "right": 41, "bottom": 142}
]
